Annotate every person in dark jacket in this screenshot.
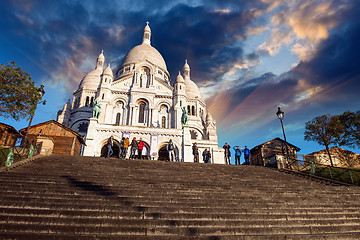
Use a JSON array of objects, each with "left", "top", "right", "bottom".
[
  {"left": 106, "top": 136, "right": 114, "bottom": 158},
  {"left": 243, "top": 146, "right": 251, "bottom": 165},
  {"left": 192, "top": 142, "right": 199, "bottom": 163},
  {"left": 202, "top": 149, "right": 211, "bottom": 163},
  {"left": 130, "top": 137, "right": 138, "bottom": 159},
  {"left": 167, "top": 139, "right": 176, "bottom": 162},
  {"left": 223, "top": 143, "right": 231, "bottom": 164},
  {"left": 233, "top": 146, "right": 242, "bottom": 165}
]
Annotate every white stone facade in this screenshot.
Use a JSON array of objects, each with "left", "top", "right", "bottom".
[{"left": 57, "top": 22, "right": 224, "bottom": 163}]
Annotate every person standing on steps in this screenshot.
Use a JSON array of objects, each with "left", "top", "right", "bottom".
[
  {"left": 106, "top": 136, "right": 114, "bottom": 158},
  {"left": 223, "top": 143, "right": 231, "bottom": 164},
  {"left": 138, "top": 138, "right": 145, "bottom": 160},
  {"left": 167, "top": 139, "right": 176, "bottom": 162},
  {"left": 233, "top": 146, "right": 242, "bottom": 165},
  {"left": 130, "top": 137, "right": 138, "bottom": 160},
  {"left": 202, "top": 149, "right": 211, "bottom": 163},
  {"left": 119, "top": 137, "right": 125, "bottom": 159},
  {"left": 123, "top": 137, "right": 130, "bottom": 159},
  {"left": 192, "top": 142, "right": 199, "bottom": 163},
  {"left": 243, "top": 146, "right": 251, "bottom": 165}
]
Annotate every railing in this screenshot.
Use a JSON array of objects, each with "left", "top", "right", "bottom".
[
  {"left": 0, "top": 139, "right": 40, "bottom": 167},
  {"left": 281, "top": 154, "right": 360, "bottom": 186}
]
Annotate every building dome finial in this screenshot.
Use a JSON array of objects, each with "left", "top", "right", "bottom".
[{"left": 143, "top": 21, "right": 151, "bottom": 45}]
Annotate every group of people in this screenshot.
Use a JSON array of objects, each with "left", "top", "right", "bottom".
[
  {"left": 192, "top": 142, "right": 211, "bottom": 163},
  {"left": 223, "top": 143, "right": 250, "bottom": 165},
  {"left": 106, "top": 135, "right": 145, "bottom": 159}
]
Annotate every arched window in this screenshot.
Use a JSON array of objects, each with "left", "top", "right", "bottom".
[
  {"left": 105, "top": 78, "right": 107, "bottom": 82},
  {"left": 192, "top": 106, "right": 195, "bottom": 116},
  {"left": 139, "top": 102, "right": 146, "bottom": 123},
  {"left": 90, "top": 97, "right": 94, "bottom": 107},
  {"left": 78, "top": 122, "right": 89, "bottom": 132},
  {"left": 161, "top": 116, "right": 166, "bottom": 128},
  {"left": 85, "top": 96, "right": 89, "bottom": 107},
  {"left": 180, "top": 100, "right": 182, "bottom": 107},
  {"left": 102, "top": 94, "right": 105, "bottom": 100},
  {"left": 115, "top": 113, "right": 121, "bottom": 125},
  {"left": 187, "top": 105, "right": 191, "bottom": 115}
]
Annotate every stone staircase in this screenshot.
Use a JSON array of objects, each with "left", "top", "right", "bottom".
[{"left": 0, "top": 155, "right": 360, "bottom": 239}]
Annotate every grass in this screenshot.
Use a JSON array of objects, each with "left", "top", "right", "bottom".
[{"left": 303, "top": 166, "right": 360, "bottom": 185}]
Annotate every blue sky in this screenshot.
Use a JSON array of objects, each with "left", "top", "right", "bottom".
[{"left": 1, "top": 0, "right": 360, "bottom": 157}]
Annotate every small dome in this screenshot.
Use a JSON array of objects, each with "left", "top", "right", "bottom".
[
  {"left": 103, "top": 64, "right": 113, "bottom": 77},
  {"left": 184, "top": 77, "right": 202, "bottom": 100},
  {"left": 98, "top": 50, "right": 104, "bottom": 61},
  {"left": 175, "top": 71, "right": 184, "bottom": 83},
  {"left": 183, "top": 59, "right": 190, "bottom": 72},
  {"left": 78, "top": 67, "right": 102, "bottom": 89},
  {"left": 144, "top": 21, "right": 151, "bottom": 33}
]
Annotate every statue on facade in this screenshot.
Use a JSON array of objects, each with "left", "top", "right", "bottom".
[
  {"left": 92, "top": 99, "right": 101, "bottom": 119},
  {"left": 181, "top": 107, "right": 189, "bottom": 126}
]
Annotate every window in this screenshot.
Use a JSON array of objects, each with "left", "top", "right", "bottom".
[
  {"left": 105, "top": 78, "right": 107, "bottom": 83},
  {"left": 192, "top": 106, "right": 195, "bottom": 116},
  {"left": 187, "top": 106, "right": 191, "bottom": 115},
  {"left": 90, "top": 97, "right": 94, "bottom": 107},
  {"left": 180, "top": 85, "right": 182, "bottom": 90},
  {"left": 102, "top": 94, "right": 104, "bottom": 100},
  {"left": 78, "top": 122, "right": 89, "bottom": 132},
  {"left": 190, "top": 130, "right": 198, "bottom": 139},
  {"left": 161, "top": 116, "right": 166, "bottom": 128},
  {"left": 115, "top": 113, "right": 121, "bottom": 125},
  {"left": 180, "top": 101, "right": 182, "bottom": 107},
  {"left": 138, "top": 102, "right": 146, "bottom": 123},
  {"left": 85, "top": 96, "right": 89, "bottom": 107}
]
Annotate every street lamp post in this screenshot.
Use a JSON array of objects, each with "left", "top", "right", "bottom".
[
  {"left": 276, "top": 107, "right": 290, "bottom": 166},
  {"left": 23, "top": 85, "right": 46, "bottom": 147}
]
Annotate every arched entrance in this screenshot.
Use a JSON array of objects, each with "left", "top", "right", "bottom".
[
  {"left": 158, "top": 145, "right": 169, "bottom": 161},
  {"left": 158, "top": 143, "right": 179, "bottom": 162},
  {"left": 100, "top": 141, "right": 120, "bottom": 157}
]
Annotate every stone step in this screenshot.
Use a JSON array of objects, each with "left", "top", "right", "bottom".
[
  {"left": 2, "top": 222, "right": 360, "bottom": 236},
  {"left": 2, "top": 215, "right": 360, "bottom": 228}
]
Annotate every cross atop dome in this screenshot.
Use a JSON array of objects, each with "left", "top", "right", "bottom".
[{"left": 143, "top": 21, "right": 151, "bottom": 45}]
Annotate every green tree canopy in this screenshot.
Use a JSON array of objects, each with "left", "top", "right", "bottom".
[
  {"left": 304, "top": 114, "right": 341, "bottom": 166},
  {"left": 0, "top": 61, "right": 41, "bottom": 121},
  {"left": 337, "top": 110, "right": 360, "bottom": 149}
]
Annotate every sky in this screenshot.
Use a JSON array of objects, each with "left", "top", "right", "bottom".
[{"left": 1, "top": 0, "right": 360, "bottom": 159}]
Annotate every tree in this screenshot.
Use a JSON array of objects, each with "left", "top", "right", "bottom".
[
  {"left": 337, "top": 111, "right": 360, "bottom": 149},
  {"left": 0, "top": 61, "right": 41, "bottom": 121},
  {"left": 304, "top": 114, "right": 341, "bottom": 167}
]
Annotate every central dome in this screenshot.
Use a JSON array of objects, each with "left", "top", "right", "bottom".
[{"left": 120, "top": 43, "right": 167, "bottom": 71}]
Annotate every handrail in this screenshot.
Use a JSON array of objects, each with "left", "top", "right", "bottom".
[
  {"left": 0, "top": 142, "right": 40, "bottom": 167},
  {"left": 282, "top": 154, "right": 360, "bottom": 186}
]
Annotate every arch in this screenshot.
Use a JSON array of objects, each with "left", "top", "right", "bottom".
[
  {"left": 70, "top": 119, "right": 90, "bottom": 130},
  {"left": 114, "top": 97, "right": 128, "bottom": 106},
  {"left": 158, "top": 141, "right": 180, "bottom": 162},
  {"left": 155, "top": 101, "right": 171, "bottom": 110},
  {"left": 100, "top": 140, "right": 120, "bottom": 157}
]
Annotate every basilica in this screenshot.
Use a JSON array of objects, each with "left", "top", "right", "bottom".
[{"left": 57, "top": 23, "right": 224, "bottom": 163}]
